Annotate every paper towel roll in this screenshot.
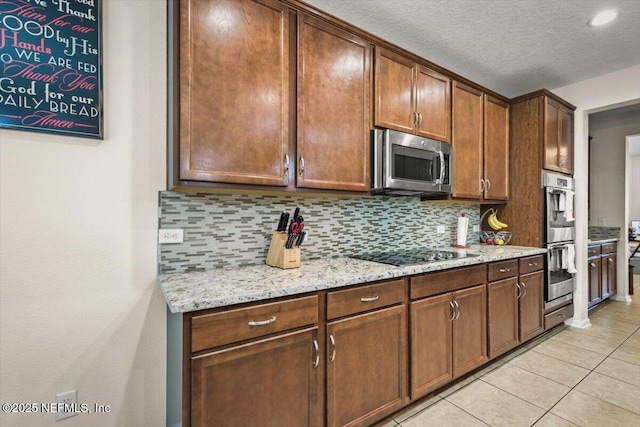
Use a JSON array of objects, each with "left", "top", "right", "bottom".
[{"left": 456, "top": 215, "right": 469, "bottom": 247}]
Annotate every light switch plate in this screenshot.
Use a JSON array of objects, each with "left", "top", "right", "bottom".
[
  {"left": 436, "top": 225, "right": 445, "bottom": 234},
  {"left": 159, "top": 229, "right": 184, "bottom": 243}
]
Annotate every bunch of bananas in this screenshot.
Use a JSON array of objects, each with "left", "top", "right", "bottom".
[{"left": 488, "top": 211, "right": 509, "bottom": 231}]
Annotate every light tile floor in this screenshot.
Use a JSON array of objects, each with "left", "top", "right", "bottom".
[{"left": 377, "top": 275, "right": 640, "bottom": 427}]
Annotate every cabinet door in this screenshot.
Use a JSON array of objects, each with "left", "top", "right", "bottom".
[
  {"left": 297, "top": 15, "right": 371, "bottom": 191},
  {"left": 452, "top": 285, "right": 487, "bottom": 377},
  {"left": 327, "top": 305, "right": 407, "bottom": 427},
  {"left": 191, "top": 328, "right": 320, "bottom": 427},
  {"left": 374, "top": 47, "right": 416, "bottom": 134},
  {"left": 415, "top": 66, "right": 451, "bottom": 142},
  {"left": 452, "top": 82, "right": 483, "bottom": 199},
  {"left": 519, "top": 270, "right": 544, "bottom": 342},
  {"left": 410, "top": 293, "right": 453, "bottom": 399},
  {"left": 558, "top": 107, "right": 573, "bottom": 174},
  {"left": 180, "top": 0, "right": 290, "bottom": 186},
  {"left": 588, "top": 257, "right": 602, "bottom": 307},
  {"left": 483, "top": 95, "right": 509, "bottom": 200},
  {"left": 544, "top": 98, "right": 560, "bottom": 172},
  {"left": 487, "top": 278, "right": 519, "bottom": 359},
  {"left": 602, "top": 254, "right": 617, "bottom": 298}
]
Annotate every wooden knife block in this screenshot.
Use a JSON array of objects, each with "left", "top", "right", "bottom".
[{"left": 266, "top": 231, "right": 301, "bottom": 269}]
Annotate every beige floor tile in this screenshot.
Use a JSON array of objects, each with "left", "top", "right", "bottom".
[
  {"left": 591, "top": 307, "right": 640, "bottom": 324},
  {"left": 595, "top": 356, "right": 640, "bottom": 387},
  {"left": 530, "top": 339, "right": 607, "bottom": 370},
  {"left": 575, "top": 371, "right": 640, "bottom": 415},
  {"left": 550, "top": 390, "right": 640, "bottom": 427},
  {"left": 437, "top": 374, "right": 477, "bottom": 398},
  {"left": 587, "top": 314, "right": 639, "bottom": 333},
  {"left": 610, "top": 342, "right": 640, "bottom": 365},
  {"left": 549, "top": 329, "right": 623, "bottom": 355},
  {"left": 626, "top": 330, "right": 640, "bottom": 349},
  {"left": 510, "top": 351, "right": 590, "bottom": 387},
  {"left": 445, "top": 381, "right": 545, "bottom": 427},
  {"left": 566, "top": 322, "right": 632, "bottom": 343},
  {"left": 481, "top": 364, "right": 570, "bottom": 410},
  {"left": 532, "top": 412, "right": 579, "bottom": 427},
  {"left": 372, "top": 419, "right": 398, "bottom": 427},
  {"left": 392, "top": 395, "right": 442, "bottom": 423},
  {"left": 400, "top": 400, "right": 488, "bottom": 427}
]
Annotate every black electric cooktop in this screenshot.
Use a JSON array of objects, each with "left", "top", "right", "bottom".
[{"left": 351, "top": 248, "right": 477, "bottom": 267}]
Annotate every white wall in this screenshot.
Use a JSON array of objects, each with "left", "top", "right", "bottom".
[
  {"left": 589, "top": 110, "right": 640, "bottom": 228},
  {"left": 0, "top": 1, "right": 167, "bottom": 426},
  {"left": 552, "top": 64, "right": 640, "bottom": 325},
  {"left": 631, "top": 155, "right": 640, "bottom": 221}
]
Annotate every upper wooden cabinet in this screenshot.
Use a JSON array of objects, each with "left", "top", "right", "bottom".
[
  {"left": 484, "top": 95, "right": 510, "bottom": 200},
  {"left": 451, "top": 83, "right": 508, "bottom": 201},
  {"left": 544, "top": 98, "right": 574, "bottom": 175},
  {"left": 374, "top": 47, "right": 451, "bottom": 142},
  {"left": 297, "top": 14, "right": 371, "bottom": 192},
  {"left": 179, "top": 0, "right": 291, "bottom": 186}
]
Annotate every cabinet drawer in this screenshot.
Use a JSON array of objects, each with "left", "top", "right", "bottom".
[
  {"left": 191, "top": 295, "right": 318, "bottom": 352},
  {"left": 601, "top": 243, "right": 616, "bottom": 254},
  {"left": 411, "top": 264, "right": 486, "bottom": 300},
  {"left": 519, "top": 255, "right": 544, "bottom": 274},
  {"left": 487, "top": 260, "right": 518, "bottom": 282},
  {"left": 544, "top": 304, "right": 573, "bottom": 330},
  {"left": 588, "top": 245, "right": 601, "bottom": 258},
  {"left": 327, "top": 279, "right": 406, "bottom": 320}
]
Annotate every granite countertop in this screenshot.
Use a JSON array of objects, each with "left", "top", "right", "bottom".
[{"left": 159, "top": 244, "right": 546, "bottom": 314}]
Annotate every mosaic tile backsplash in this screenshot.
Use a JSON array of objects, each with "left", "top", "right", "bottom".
[
  {"left": 158, "top": 192, "right": 480, "bottom": 273},
  {"left": 588, "top": 226, "right": 620, "bottom": 241}
]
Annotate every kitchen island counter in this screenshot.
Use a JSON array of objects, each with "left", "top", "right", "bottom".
[{"left": 159, "top": 245, "right": 546, "bottom": 313}]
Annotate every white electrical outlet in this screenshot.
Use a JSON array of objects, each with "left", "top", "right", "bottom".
[
  {"left": 159, "top": 229, "right": 184, "bottom": 243},
  {"left": 597, "top": 217, "right": 606, "bottom": 226},
  {"left": 436, "top": 225, "right": 445, "bottom": 234},
  {"left": 472, "top": 225, "right": 480, "bottom": 232},
  {"left": 55, "top": 390, "right": 77, "bottom": 421}
]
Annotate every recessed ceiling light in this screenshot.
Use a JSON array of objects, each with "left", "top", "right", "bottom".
[{"left": 588, "top": 10, "right": 618, "bottom": 26}]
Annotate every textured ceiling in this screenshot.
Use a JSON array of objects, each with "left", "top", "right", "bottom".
[{"left": 303, "top": 0, "right": 640, "bottom": 98}]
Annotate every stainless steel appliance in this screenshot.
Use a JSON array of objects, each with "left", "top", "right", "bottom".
[
  {"left": 372, "top": 129, "right": 452, "bottom": 196},
  {"left": 352, "top": 248, "right": 476, "bottom": 266},
  {"left": 544, "top": 172, "right": 576, "bottom": 310}
]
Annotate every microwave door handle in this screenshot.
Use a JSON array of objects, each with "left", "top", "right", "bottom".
[{"left": 437, "top": 150, "right": 445, "bottom": 184}]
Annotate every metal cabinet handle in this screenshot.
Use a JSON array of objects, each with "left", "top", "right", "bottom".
[
  {"left": 299, "top": 156, "right": 305, "bottom": 175},
  {"left": 329, "top": 334, "right": 336, "bottom": 363},
  {"left": 284, "top": 154, "right": 290, "bottom": 172},
  {"left": 521, "top": 282, "right": 527, "bottom": 297},
  {"left": 590, "top": 262, "right": 596, "bottom": 268},
  {"left": 360, "top": 295, "right": 379, "bottom": 302},
  {"left": 453, "top": 300, "right": 460, "bottom": 320},
  {"left": 418, "top": 113, "right": 423, "bottom": 126},
  {"left": 559, "top": 154, "right": 567, "bottom": 166},
  {"left": 608, "top": 258, "right": 614, "bottom": 263},
  {"left": 557, "top": 313, "right": 566, "bottom": 319},
  {"left": 515, "top": 283, "right": 522, "bottom": 299},
  {"left": 449, "top": 301, "right": 456, "bottom": 321},
  {"left": 528, "top": 262, "right": 538, "bottom": 267},
  {"left": 499, "top": 268, "right": 510, "bottom": 273},
  {"left": 413, "top": 112, "right": 419, "bottom": 127},
  {"left": 486, "top": 179, "right": 491, "bottom": 192},
  {"left": 480, "top": 179, "right": 485, "bottom": 193},
  {"left": 248, "top": 316, "right": 277, "bottom": 326},
  {"left": 312, "top": 339, "right": 319, "bottom": 368}
]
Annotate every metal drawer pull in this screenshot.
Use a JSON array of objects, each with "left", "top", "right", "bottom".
[
  {"left": 515, "top": 283, "right": 522, "bottom": 298},
  {"left": 247, "top": 316, "right": 277, "bottom": 326},
  {"left": 329, "top": 334, "right": 336, "bottom": 363},
  {"left": 499, "top": 268, "right": 510, "bottom": 273},
  {"left": 528, "top": 262, "right": 538, "bottom": 267},
  {"left": 360, "top": 295, "right": 379, "bottom": 302},
  {"left": 486, "top": 179, "right": 491, "bottom": 192},
  {"left": 608, "top": 258, "right": 614, "bottom": 263},
  {"left": 284, "top": 154, "right": 290, "bottom": 172},
  {"left": 449, "top": 301, "right": 456, "bottom": 321},
  {"left": 453, "top": 300, "right": 460, "bottom": 320},
  {"left": 312, "top": 339, "right": 320, "bottom": 368},
  {"left": 590, "top": 262, "right": 596, "bottom": 268},
  {"left": 521, "top": 282, "right": 527, "bottom": 297},
  {"left": 558, "top": 313, "right": 566, "bottom": 318}
]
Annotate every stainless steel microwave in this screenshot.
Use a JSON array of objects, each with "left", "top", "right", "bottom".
[{"left": 372, "top": 129, "right": 453, "bottom": 196}]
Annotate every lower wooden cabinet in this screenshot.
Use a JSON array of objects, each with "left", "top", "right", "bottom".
[
  {"left": 191, "top": 328, "right": 320, "bottom": 427},
  {"left": 488, "top": 265, "right": 544, "bottom": 359},
  {"left": 588, "top": 242, "right": 618, "bottom": 308},
  {"left": 411, "top": 284, "right": 487, "bottom": 399},
  {"left": 327, "top": 305, "right": 407, "bottom": 427},
  {"left": 588, "top": 256, "right": 602, "bottom": 307},
  {"left": 602, "top": 253, "right": 617, "bottom": 299}
]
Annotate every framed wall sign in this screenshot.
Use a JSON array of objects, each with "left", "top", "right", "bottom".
[{"left": 0, "top": 0, "right": 103, "bottom": 139}]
